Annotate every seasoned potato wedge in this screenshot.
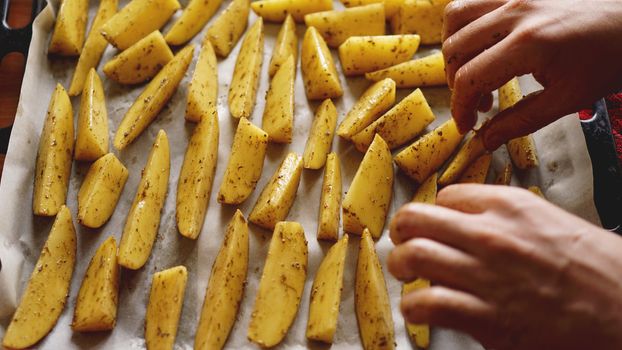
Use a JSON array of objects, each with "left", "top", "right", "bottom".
[
  {"left": 33, "top": 84, "right": 74, "bottom": 217},
  {"left": 338, "top": 34, "right": 420, "bottom": 76},
  {"left": 356, "top": 229, "right": 395, "bottom": 350},
  {"left": 176, "top": 112, "right": 219, "bottom": 239},
  {"left": 217, "top": 118, "right": 269, "bottom": 204},
  {"left": 262, "top": 55, "right": 295, "bottom": 143},
  {"left": 195, "top": 210, "right": 249, "bottom": 350},
  {"left": 391, "top": 0, "right": 451, "bottom": 45},
  {"left": 317, "top": 153, "right": 342, "bottom": 241},
  {"left": 495, "top": 162, "right": 513, "bottom": 185},
  {"left": 186, "top": 41, "right": 218, "bottom": 122},
  {"left": 118, "top": 130, "right": 170, "bottom": 270},
  {"left": 303, "top": 99, "right": 338, "bottom": 169},
  {"left": 458, "top": 154, "right": 493, "bottom": 184},
  {"left": 438, "top": 133, "right": 487, "bottom": 186},
  {"left": 412, "top": 172, "right": 437, "bottom": 204},
  {"left": 114, "top": 45, "right": 193, "bottom": 150},
  {"left": 402, "top": 278, "right": 431, "bottom": 349},
  {"left": 366, "top": 51, "right": 446, "bottom": 88},
  {"left": 72, "top": 236, "right": 120, "bottom": 332},
  {"left": 304, "top": 4, "right": 385, "bottom": 48},
  {"left": 343, "top": 135, "right": 393, "bottom": 239},
  {"left": 204, "top": 0, "right": 250, "bottom": 57},
  {"left": 48, "top": 0, "right": 89, "bottom": 56},
  {"left": 529, "top": 186, "right": 545, "bottom": 198},
  {"left": 75, "top": 69, "right": 109, "bottom": 161},
  {"left": 269, "top": 14, "right": 298, "bottom": 77},
  {"left": 100, "top": 0, "right": 180, "bottom": 50},
  {"left": 248, "top": 222, "right": 308, "bottom": 347},
  {"left": 251, "top": 0, "right": 332, "bottom": 22},
  {"left": 301, "top": 26, "right": 343, "bottom": 100},
  {"left": 165, "top": 0, "right": 223, "bottom": 45},
  {"left": 145, "top": 266, "right": 188, "bottom": 350},
  {"left": 341, "top": 0, "right": 404, "bottom": 18},
  {"left": 306, "top": 234, "right": 349, "bottom": 342},
  {"left": 2, "top": 206, "right": 76, "bottom": 349}
]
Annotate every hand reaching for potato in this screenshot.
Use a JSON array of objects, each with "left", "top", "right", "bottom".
[
  {"left": 443, "top": 0, "right": 622, "bottom": 150},
  {"left": 388, "top": 184, "right": 622, "bottom": 349}
]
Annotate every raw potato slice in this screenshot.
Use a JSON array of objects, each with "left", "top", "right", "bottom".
[
  {"left": 343, "top": 135, "right": 393, "bottom": 239},
  {"left": 217, "top": 118, "right": 269, "bottom": 204},
  {"left": 351, "top": 88, "right": 435, "bottom": 152},
  {"left": 391, "top": 0, "right": 451, "bottom": 45},
  {"left": 458, "top": 153, "right": 492, "bottom": 184},
  {"left": 248, "top": 222, "right": 308, "bottom": 348},
  {"left": 317, "top": 153, "right": 342, "bottom": 241},
  {"left": 118, "top": 130, "right": 170, "bottom": 270},
  {"left": 228, "top": 18, "right": 264, "bottom": 119},
  {"left": 176, "top": 112, "right": 219, "bottom": 239},
  {"left": 251, "top": 0, "right": 333, "bottom": 22},
  {"left": 72, "top": 236, "right": 120, "bottom": 332},
  {"left": 2, "top": 206, "right": 76, "bottom": 349},
  {"left": 403, "top": 279, "right": 431, "bottom": 349},
  {"left": 495, "top": 162, "right": 513, "bottom": 185},
  {"left": 48, "top": 0, "right": 89, "bottom": 55},
  {"left": 262, "top": 55, "right": 295, "bottom": 143},
  {"left": 412, "top": 172, "right": 437, "bottom": 204},
  {"left": 438, "top": 133, "right": 487, "bottom": 186},
  {"left": 204, "top": 0, "right": 250, "bottom": 57},
  {"left": 306, "top": 234, "right": 349, "bottom": 342},
  {"left": 395, "top": 119, "right": 464, "bottom": 184},
  {"left": 195, "top": 210, "right": 249, "bottom": 350},
  {"left": 103, "top": 31, "right": 174, "bottom": 85},
  {"left": 165, "top": 0, "right": 223, "bottom": 45},
  {"left": 268, "top": 14, "right": 298, "bottom": 77},
  {"left": 341, "top": 0, "right": 404, "bottom": 18},
  {"left": 366, "top": 51, "right": 447, "bottom": 88},
  {"left": 301, "top": 26, "right": 343, "bottom": 100},
  {"left": 33, "top": 84, "right": 74, "bottom": 217},
  {"left": 337, "top": 78, "right": 396, "bottom": 141},
  {"left": 75, "top": 69, "right": 109, "bottom": 161},
  {"left": 304, "top": 4, "right": 386, "bottom": 48},
  {"left": 303, "top": 99, "right": 338, "bottom": 169},
  {"left": 100, "top": 0, "right": 181, "bottom": 50},
  {"left": 114, "top": 45, "right": 194, "bottom": 150},
  {"left": 186, "top": 41, "right": 218, "bottom": 122},
  {"left": 356, "top": 229, "right": 395, "bottom": 350},
  {"left": 338, "top": 34, "right": 421, "bottom": 76},
  {"left": 249, "top": 152, "right": 303, "bottom": 230},
  {"left": 78, "top": 153, "right": 129, "bottom": 228},
  {"left": 145, "top": 266, "right": 188, "bottom": 350}
]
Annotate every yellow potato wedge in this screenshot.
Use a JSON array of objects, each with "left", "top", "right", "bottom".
[
  {"left": 100, "top": 0, "right": 180, "bottom": 50},
  {"left": 251, "top": 0, "right": 333, "bottom": 22},
  {"left": 338, "top": 34, "right": 420, "bottom": 76},
  {"left": 356, "top": 228, "right": 395, "bottom": 350},
  {"left": 48, "top": 0, "right": 89, "bottom": 56},
  {"left": 165, "top": 0, "right": 223, "bottom": 45},
  {"left": 495, "top": 162, "right": 513, "bottom": 185},
  {"left": 412, "top": 172, "right": 437, "bottom": 204},
  {"left": 343, "top": 135, "right": 393, "bottom": 239},
  {"left": 317, "top": 153, "right": 342, "bottom": 241},
  {"left": 33, "top": 84, "right": 74, "bottom": 217},
  {"left": 75, "top": 69, "right": 109, "bottom": 161},
  {"left": 529, "top": 186, "right": 545, "bottom": 198},
  {"left": 338, "top": 78, "right": 396, "bottom": 140},
  {"left": 2, "top": 206, "right": 76, "bottom": 349},
  {"left": 217, "top": 118, "right": 269, "bottom": 204},
  {"left": 458, "top": 153, "right": 493, "bottom": 184},
  {"left": 306, "top": 234, "right": 349, "bottom": 343},
  {"left": 391, "top": 0, "right": 451, "bottom": 45},
  {"left": 301, "top": 26, "right": 343, "bottom": 100},
  {"left": 186, "top": 41, "right": 218, "bottom": 123},
  {"left": 118, "top": 130, "right": 170, "bottom": 270},
  {"left": 145, "top": 266, "right": 188, "bottom": 350},
  {"left": 341, "top": 0, "right": 404, "bottom": 18},
  {"left": 438, "top": 133, "right": 487, "bottom": 186},
  {"left": 366, "top": 51, "right": 446, "bottom": 88},
  {"left": 304, "top": 4, "right": 385, "bottom": 48},
  {"left": 303, "top": 99, "right": 338, "bottom": 169},
  {"left": 228, "top": 18, "right": 264, "bottom": 119},
  {"left": 248, "top": 221, "right": 308, "bottom": 348},
  {"left": 262, "top": 55, "right": 295, "bottom": 143},
  {"left": 176, "top": 112, "right": 219, "bottom": 239},
  {"left": 114, "top": 45, "right": 194, "bottom": 150},
  {"left": 268, "top": 14, "right": 298, "bottom": 77},
  {"left": 395, "top": 119, "right": 464, "bottom": 184},
  {"left": 351, "top": 88, "right": 435, "bottom": 152},
  {"left": 195, "top": 210, "right": 249, "bottom": 350},
  {"left": 204, "top": 0, "right": 250, "bottom": 57},
  {"left": 72, "top": 236, "right": 120, "bottom": 332},
  {"left": 402, "top": 278, "right": 431, "bottom": 349}
]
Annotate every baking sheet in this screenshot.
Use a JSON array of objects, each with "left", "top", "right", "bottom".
[{"left": 0, "top": 0, "right": 601, "bottom": 349}]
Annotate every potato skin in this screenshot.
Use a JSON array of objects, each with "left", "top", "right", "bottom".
[
  {"left": 204, "top": 0, "right": 250, "bottom": 57},
  {"left": 48, "top": 0, "right": 89, "bottom": 56},
  {"left": 495, "top": 162, "right": 514, "bottom": 186},
  {"left": 251, "top": 0, "right": 333, "bottom": 22},
  {"left": 75, "top": 69, "right": 109, "bottom": 162},
  {"left": 304, "top": 4, "right": 385, "bottom": 48},
  {"left": 186, "top": 41, "right": 218, "bottom": 123},
  {"left": 301, "top": 26, "right": 343, "bottom": 100},
  {"left": 338, "top": 34, "right": 421, "bottom": 76},
  {"left": 165, "top": 0, "right": 223, "bottom": 45},
  {"left": 268, "top": 14, "right": 298, "bottom": 77},
  {"left": 303, "top": 99, "right": 338, "bottom": 170},
  {"left": 262, "top": 55, "right": 295, "bottom": 143},
  {"left": 317, "top": 153, "right": 342, "bottom": 241},
  {"left": 391, "top": 0, "right": 451, "bottom": 45},
  {"left": 366, "top": 51, "right": 447, "bottom": 88}
]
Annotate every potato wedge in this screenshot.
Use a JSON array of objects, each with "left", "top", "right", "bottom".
[
  {"left": 145, "top": 266, "right": 188, "bottom": 350},
  {"left": 391, "top": 0, "right": 451, "bottom": 45},
  {"left": 78, "top": 153, "right": 129, "bottom": 228},
  {"left": 72, "top": 236, "right": 120, "bottom": 332},
  {"left": 217, "top": 118, "right": 269, "bottom": 204},
  {"left": 195, "top": 210, "right": 249, "bottom": 350},
  {"left": 268, "top": 14, "right": 298, "bottom": 77},
  {"left": 306, "top": 234, "right": 349, "bottom": 342},
  {"left": 176, "top": 112, "right": 219, "bottom": 239},
  {"left": 366, "top": 51, "right": 446, "bottom": 88},
  {"left": 262, "top": 55, "right": 295, "bottom": 143},
  {"left": 228, "top": 18, "right": 264, "bottom": 119},
  {"left": 248, "top": 221, "right": 308, "bottom": 347},
  {"left": 529, "top": 186, "right": 545, "bottom": 198},
  {"left": 301, "top": 26, "right": 343, "bottom": 100},
  {"left": 186, "top": 41, "right": 218, "bottom": 123},
  {"left": 351, "top": 88, "right": 435, "bottom": 151},
  {"left": 249, "top": 152, "right": 303, "bottom": 230},
  {"left": 412, "top": 172, "right": 437, "bottom": 204},
  {"left": 48, "top": 0, "right": 89, "bottom": 56},
  {"left": 338, "top": 34, "right": 420, "bottom": 76},
  {"left": 118, "top": 130, "right": 170, "bottom": 270},
  {"left": 458, "top": 154, "right": 492, "bottom": 184},
  {"left": 165, "top": 0, "right": 223, "bottom": 45},
  {"left": 33, "top": 83, "right": 74, "bottom": 217},
  {"left": 303, "top": 99, "right": 338, "bottom": 169},
  {"left": 343, "top": 135, "right": 393, "bottom": 239},
  {"left": 315, "top": 153, "right": 342, "bottom": 241},
  {"left": 304, "top": 4, "right": 385, "bottom": 48},
  {"left": 204, "top": 0, "right": 250, "bottom": 57},
  {"left": 402, "top": 278, "right": 431, "bottom": 349},
  {"left": 337, "top": 78, "right": 396, "bottom": 140},
  {"left": 251, "top": 0, "right": 333, "bottom": 22},
  {"left": 341, "top": 0, "right": 404, "bottom": 18},
  {"left": 438, "top": 133, "right": 487, "bottom": 186},
  {"left": 356, "top": 228, "right": 395, "bottom": 350},
  {"left": 2, "top": 206, "right": 76, "bottom": 349},
  {"left": 75, "top": 69, "right": 109, "bottom": 161},
  {"left": 395, "top": 119, "right": 464, "bottom": 184},
  {"left": 113, "top": 45, "right": 194, "bottom": 151},
  {"left": 495, "top": 162, "right": 513, "bottom": 185},
  {"left": 100, "top": 0, "right": 180, "bottom": 50}
]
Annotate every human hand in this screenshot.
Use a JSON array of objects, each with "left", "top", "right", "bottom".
[
  {"left": 388, "top": 184, "right": 622, "bottom": 350},
  {"left": 443, "top": 0, "right": 622, "bottom": 150}
]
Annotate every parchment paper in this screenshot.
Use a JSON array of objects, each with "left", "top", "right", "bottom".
[{"left": 0, "top": 0, "right": 601, "bottom": 349}]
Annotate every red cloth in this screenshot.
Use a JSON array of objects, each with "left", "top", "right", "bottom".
[{"left": 579, "top": 93, "right": 622, "bottom": 161}]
